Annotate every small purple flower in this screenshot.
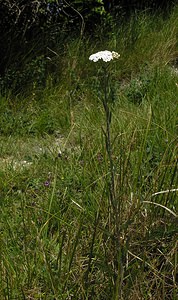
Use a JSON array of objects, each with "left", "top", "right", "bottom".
[{"left": 44, "top": 180, "right": 50, "bottom": 187}]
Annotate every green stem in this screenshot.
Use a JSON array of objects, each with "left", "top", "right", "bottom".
[{"left": 102, "top": 66, "right": 123, "bottom": 298}]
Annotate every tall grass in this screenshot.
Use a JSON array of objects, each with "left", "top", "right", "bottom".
[{"left": 0, "top": 7, "right": 178, "bottom": 300}]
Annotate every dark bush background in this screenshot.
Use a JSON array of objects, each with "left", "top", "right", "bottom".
[{"left": 0, "top": 0, "right": 176, "bottom": 92}]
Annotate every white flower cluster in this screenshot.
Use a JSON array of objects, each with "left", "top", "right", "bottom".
[{"left": 89, "top": 50, "right": 120, "bottom": 62}]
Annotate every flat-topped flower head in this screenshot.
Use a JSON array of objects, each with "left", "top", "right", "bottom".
[{"left": 89, "top": 50, "right": 120, "bottom": 62}]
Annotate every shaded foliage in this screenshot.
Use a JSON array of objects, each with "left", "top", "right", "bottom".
[{"left": 0, "top": 0, "right": 176, "bottom": 93}]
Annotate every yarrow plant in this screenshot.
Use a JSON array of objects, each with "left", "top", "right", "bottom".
[
  {"left": 89, "top": 50, "right": 123, "bottom": 298},
  {"left": 89, "top": 50, "right": 120, "bottom": 198}
]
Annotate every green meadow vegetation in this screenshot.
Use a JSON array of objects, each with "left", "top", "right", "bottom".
[{"left": 0, "top": 7, "right": 178, "bottom": 300}]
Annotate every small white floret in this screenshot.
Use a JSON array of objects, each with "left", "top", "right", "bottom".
[{"left": 112, "top": 51, "right": 120, "bottom": 59}]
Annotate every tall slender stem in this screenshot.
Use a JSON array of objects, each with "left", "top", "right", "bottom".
[
  {"left": 102, "top": 67, "right": 115, "bottom": 207},
  {"left": 102, "top": 66, "right": 123, "bottom": 299}
]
